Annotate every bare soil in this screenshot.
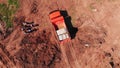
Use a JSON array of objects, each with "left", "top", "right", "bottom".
[{"left": 0, "top": 0, "right": 120, "bottom": 68}]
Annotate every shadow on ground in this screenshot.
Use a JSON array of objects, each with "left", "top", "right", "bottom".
[{"left": 60, "top": 10, "right": 78, "bottom": 39}]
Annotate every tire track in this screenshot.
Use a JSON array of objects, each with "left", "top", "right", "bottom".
[
  {"left": 0, "top": 48, "right": 16, "bottom": 68},
  {"left": 60, "top": 40, "right": 81, "bottom": 68}
]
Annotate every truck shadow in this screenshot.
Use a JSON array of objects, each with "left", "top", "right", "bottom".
[{"left": 60, "top": 10, "right": 78, "bottom": 39}]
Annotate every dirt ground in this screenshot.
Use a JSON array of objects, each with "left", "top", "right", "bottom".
[{"left": 0, "top": 0, "right": 120, "bottom": 68}]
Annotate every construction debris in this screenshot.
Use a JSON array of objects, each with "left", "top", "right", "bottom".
[{"left": 21, "top": 21, "right": 39, "bottom": 34}]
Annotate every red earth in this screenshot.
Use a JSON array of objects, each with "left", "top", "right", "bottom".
[{"left": 0, "top": 0, "right": 120, "bottom": 68}]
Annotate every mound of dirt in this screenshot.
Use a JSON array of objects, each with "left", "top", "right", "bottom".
[
  {"left": 1, "top": 0, "right": 120, "bottom": 68},
  {"left": 13, "top": 29, "right": 61, "bottom": 68}
]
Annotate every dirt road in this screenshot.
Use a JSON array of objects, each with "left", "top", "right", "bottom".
[{"left": 0, "top": 0, "right": 120, "bottom": 68}]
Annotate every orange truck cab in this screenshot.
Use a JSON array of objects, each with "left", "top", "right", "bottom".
[{"left": 49, "top": 10, "right": 70, "bottom": 41}]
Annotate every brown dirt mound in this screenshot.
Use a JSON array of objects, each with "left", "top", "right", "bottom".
[
  {"left": 0, "top": 0, "right": 120, "bottom": 68},
  {"left": 13, "top": 29, "right": 61, "bottom": 68}
]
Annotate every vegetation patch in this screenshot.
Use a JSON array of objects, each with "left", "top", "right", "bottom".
[{"left": 0, "top": 0, "right": 19, "bottom": 28}]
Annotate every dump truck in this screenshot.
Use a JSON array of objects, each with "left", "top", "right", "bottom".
[{"left": 49, "top": 10, "right": 70, "bottom": 41}]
